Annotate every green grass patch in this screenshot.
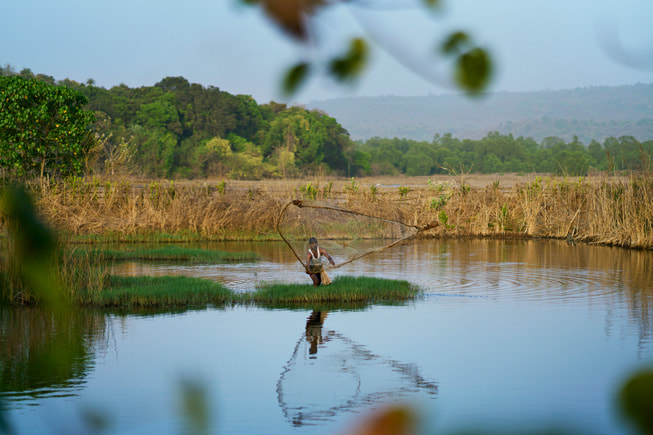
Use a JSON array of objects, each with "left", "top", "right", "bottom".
[
  {"left": 82, "top": 275, "right": 234, "bottom": 308},
  {"left": 249, "top": 276, "right": 420, "bottom": 304},
  {"left": 79, "top": 247, "right": 260, "bottom": 263},
  {"left": 75, "top": 275, "right": 419, "bottom": 309}
]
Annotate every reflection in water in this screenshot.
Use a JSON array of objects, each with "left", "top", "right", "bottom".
[
  {"left": 306, "top": 311, "right": 328, "bottom": 357},
  {"left": 276, "top": 310, "right": 438, "bottom": 427},
  {"left": 0, "top": 308, "right": 107, "bottom": 407}
]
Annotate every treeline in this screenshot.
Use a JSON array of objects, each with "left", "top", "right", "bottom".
[
  {"left": 2, "top": 65, "right": 652, "bottom": 179},
  {"left": 1, "top": 66, "right": 353, "bottom": 179},
  {"left": 354, "top": 133, "right": 653, "bottom": 176}
]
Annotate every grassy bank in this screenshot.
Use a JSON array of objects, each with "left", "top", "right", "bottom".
[
  {"left": 80, "top": 246, "right": 260, "bottom": 263},
  {"left": 82, "top": 275, "right": 234, "bottom": 308},
  {"left": 4, "top": 173, "right": 651, "bottom": 248},
  {"left": 76, "top": 275, "right": 418, "bottom": 308}
]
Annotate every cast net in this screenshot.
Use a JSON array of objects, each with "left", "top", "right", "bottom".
[{"left": 276, "top": 200, "right": 436, "bottom": 272}]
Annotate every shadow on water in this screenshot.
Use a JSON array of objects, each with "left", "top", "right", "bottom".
[
  {"left": 276, "top": 308, "right": 438, "bottom": 427},
  {"left": 0, "top": 307, "right": 107, "bottom": 407}
]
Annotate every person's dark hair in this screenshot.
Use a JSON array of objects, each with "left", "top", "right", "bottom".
[{"left": 308, "top": 237, "right": 318, "bottom": 244}]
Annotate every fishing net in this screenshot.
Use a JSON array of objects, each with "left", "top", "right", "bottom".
[
  {"left": 276, "top": 200, "right": 436, "bottom": 272},
  {"left": 276, "top": 311, "right": 438, "bottom": 426}
]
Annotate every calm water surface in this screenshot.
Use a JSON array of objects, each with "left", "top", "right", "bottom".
[{"left": 1, "top": 239, "right": 652, "bottom": 434}]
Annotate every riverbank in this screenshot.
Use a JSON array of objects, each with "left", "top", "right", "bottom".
[{"left": 3, "top": 173, "right": 651, "bottom": 249}]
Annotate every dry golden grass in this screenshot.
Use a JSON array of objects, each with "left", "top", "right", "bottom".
[{"left": 2, "top": 173, "right": 651, "bottom": 248}]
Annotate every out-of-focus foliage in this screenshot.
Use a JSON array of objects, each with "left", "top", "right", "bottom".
[
  {"left": 243, "top": 0, "right": 492, "bottom": 96},
  {"left": 0, "top": 185, "right": 66, "bottom": 307},
  {"left": 0, "top": 76, "right": 96, "bottom": 179},
  {"left": 618, "top": 368, "right": 653, "bottom": 435}
]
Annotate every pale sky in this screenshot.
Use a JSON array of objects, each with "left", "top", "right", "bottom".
[{"left": 1, "top": 0, "right": 653, "bottom": 104}]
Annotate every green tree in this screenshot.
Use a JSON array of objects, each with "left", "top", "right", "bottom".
[
  {"left": 0, "top": 76, "right": 96, "bottom": 179},
  {"left": 192, "top": 137, "right": 232, "bottom": 177}
]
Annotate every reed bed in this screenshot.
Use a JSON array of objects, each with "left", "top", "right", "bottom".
[
  {"left": 2, "top": 173, "right": 652, "bottom": 248},
  {"left": 79, "top": 247, "right": 260, "bottom": 263}
]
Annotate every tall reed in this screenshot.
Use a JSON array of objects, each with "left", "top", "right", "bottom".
[{"left": 3, "top": 174, "right": 652, "bottom": 248}]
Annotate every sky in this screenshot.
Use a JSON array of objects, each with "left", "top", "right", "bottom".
[{"left": 1, "top": 0, "right": 653, "bottom": 104}]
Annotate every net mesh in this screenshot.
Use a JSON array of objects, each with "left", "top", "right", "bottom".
[{"left": 276, "top": 200, "right": 428, "bottom": 271}]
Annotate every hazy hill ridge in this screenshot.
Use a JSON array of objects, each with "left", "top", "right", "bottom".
[{"left": 307, "top": 83, "right": 653, "bottom": 143}]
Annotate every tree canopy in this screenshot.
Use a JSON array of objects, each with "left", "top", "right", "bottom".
[
  {"left": 2, "top": 67, "right": 651, "bottom": 180},
  {"left": 0, "top": 75, "right": 96, "bottom": 179}
]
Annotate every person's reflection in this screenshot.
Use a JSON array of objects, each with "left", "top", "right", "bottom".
[{"left": 305, "top": 311, "right": 328, "bottom": 358}]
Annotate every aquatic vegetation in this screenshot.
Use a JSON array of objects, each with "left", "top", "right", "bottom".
[
  {"left": 70, "top": 275, "right": 419, "bottom": 308},
  {"left": 249, "top": 276, "right": 420, "bottom": 304},
  {"left": 85, "top": 276, "right": 234, "bottom": 308},
  {"left": 79, "top": 247, "right": 260, "bottom": 263}
]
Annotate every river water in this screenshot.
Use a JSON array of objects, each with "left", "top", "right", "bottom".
[{"left": 1, "top": 239, "right": 652, "bottom": 434}]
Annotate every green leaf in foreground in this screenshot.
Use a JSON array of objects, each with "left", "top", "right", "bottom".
[
  {"left": 282, "top": 62, "right": 310, "bottom": 96},
  {"left": 455, "top": 47, "right": 492, "bottom": 95},
  {"left": 329, "top": 38, "right": 369, "bottom": 82},
  {"left": 618, "top": 368, "right": 653, "bottom": 435}
]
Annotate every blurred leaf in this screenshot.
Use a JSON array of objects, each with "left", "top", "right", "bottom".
[
  {"left": 0, "top": 399, "right": 12, "bottom": 435},
  {"left": 422, "top": 0, "right": 442, "bottom": 9},
  {"left": 1, "top": 185, "right": 66, "bottom": 308},
  {"left": 2, "top": 185, "right": 55, "bottom": 260},
  {"left": 346, "top": 404, "right": 418, "bottom": 435},
  {"left": 179, "top": 378, "right": 210, "bottom": 435},
  {"left": 282, "top": 62, "right": 311, "bottom": 96},
  {"left": 256, "top": 0, "right": 326, "bottom": 40},
  {"left": 81, "top": 407, "right": 112, "bottom": 433},
  {"left": 618, "top": 368, "right": 653, "bottom": 435},
  {"left": 441, "top": 30, "right": 470, "bottom": 55},
  {"left": 329, "top": 38, "right": 369, "bottom": 82},
  {"left": 455, "top": 47, "right": 492, "bottom": 95}
]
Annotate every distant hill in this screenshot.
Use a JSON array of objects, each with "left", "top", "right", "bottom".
[{"left": 307, "top": 83, "right": 653, "bottom": 143}]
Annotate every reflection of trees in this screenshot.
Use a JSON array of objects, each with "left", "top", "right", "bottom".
[
  {"left": 0, "top": 308, "right": 107, "bottom": 406},
  {"left": 276, "top": 310, "right": 438, "bottom": 427}
]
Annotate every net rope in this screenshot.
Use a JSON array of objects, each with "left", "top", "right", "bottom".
[{"left": 276, "top": 199, "right": 439, "bottom": 272}]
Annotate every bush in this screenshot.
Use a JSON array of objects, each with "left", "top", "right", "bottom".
[{"left": 0, "top": 76, "right": 96, "bottom": 179}]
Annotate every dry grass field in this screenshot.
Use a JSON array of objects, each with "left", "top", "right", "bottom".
[{"left": 2, "top": 172, "right": 651, "bottom": 248}]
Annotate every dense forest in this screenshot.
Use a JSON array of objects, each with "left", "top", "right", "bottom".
[
  {"left": 1, "top": 66, "right": 352, "bottom": 179},
  {"left": 308, "top": 84, "right": 653, "bottom": 143},
  {"left": 1, "top": 66, "right": 652, "bottom": 178}
]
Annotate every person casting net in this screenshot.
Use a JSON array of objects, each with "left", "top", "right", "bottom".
[
  {"left": 276, "top": 199, "right": 438, "bottom": 285},
  {"left": 306, "top": 237, "right": 335, "bottom": 286}
]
